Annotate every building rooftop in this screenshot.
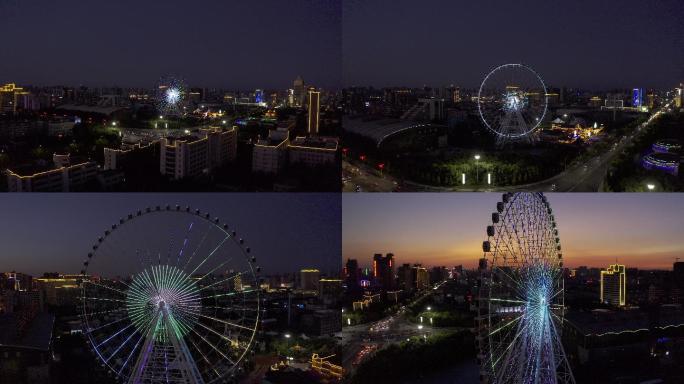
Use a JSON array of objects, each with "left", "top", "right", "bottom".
[
  {"left": 343, "top": 115, "right": 436, "bottom": 145},
  {"left": 290, "top": 136, "right": 338, "bottom": 151}
]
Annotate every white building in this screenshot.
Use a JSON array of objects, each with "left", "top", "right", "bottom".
[
  {"left": 252, "top": 127, "right": 290, "bottom": 174},
  {"left": 160, "top": 126, "right": 237, "bottom": 180},
  {"left": 289, "top": 136, "right": 338, "bottom": 168},
  {"left": 7, "top": 154, "right": 97, "bottom": 192}
]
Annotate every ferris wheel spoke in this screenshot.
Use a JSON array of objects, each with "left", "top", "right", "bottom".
[
  {"left": 85, "top": 296, "right": 127, "bottom": 304},
  {"left": 488, "top": 313, "right": 523, "bottom": 337},
  {"left": 189, "top": 327, "right": 236, "bottom": 366},
  {"left": 83, "top": 307, "right": 127, "bottom": 319},
  {"left": 86, "top": 316, "right": 129, "bottom": 334},
  {"left": 203, "top": 288, "right": 258, "bottom": 301},
  {"left": 176, "top": 222, "right": 194, "bottom": 266},
  {"left": 197, "top": 313, "right": 254, "bottom": 332},
  {"left": 96, "top": 322, "right": 136, "bottom": 348},
  {"left": 491, "top": 319, "right": 529, "bottom": 372},
  {"left": 85, "top": 281, "right": 128, "bottom": 296},
  {"left": 117, "top": 329, "right": 148, "bottom": 376},
  {"left": 194, "top": 258, "right": 234, "bottom": 284},
  {"left": 186, "top": 337, "right": 222, "bottom": 378},
  {"left": 199, "top": 269, "right": 252, "bottom": 292},
  {"left": 181, "top": 223, "right": 214, "bottom": 273},
  {"left": 105, "top": 325, "right": 141, "bottom": 363},
  {"left": 187, "top": 235, "right": 231, "bottom": 277},
  {"left": 488, "top": 298, "right": 526, "bottom": 305},
  {"left": 202, "top": 304, "right": 260, "bottom": 312}
]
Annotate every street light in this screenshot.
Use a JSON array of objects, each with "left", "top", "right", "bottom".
[
  {"left": 418, "top": 325, "right": 423, "bottom": 330},
  {"left": 461, "top": 173, "right": 466, "bottom": 185},
  {"left": 474, "top": 155, "right": 481, "bottom": 183},
  {"left": 426, "top": 306, "right": 431, "bottom": 311},
  {"left": 647, "top": 184, "right": 655, "bottom": 191},
  {"left": 284, "top": 333, "right": 291, "bottom": 339}
]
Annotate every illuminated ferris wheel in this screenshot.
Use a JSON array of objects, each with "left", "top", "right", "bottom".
[
  {"left": 157, "top": 76, "right": 187, "bottom": 117},
  {"left": 79, "top": 205, "right": 261, "bottom": 383},
  {"left": 477, "top": 193, "right": 574, "bottom": 384},
  {"left": 478, "top": 64, "right": 548, "bottom": 146}
]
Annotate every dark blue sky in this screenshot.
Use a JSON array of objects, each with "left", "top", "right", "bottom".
[
  {"left": 0, "top": 194, "right": 341, "bottom": 277},
  {"left": 0, "top": 0, "right": 341, "bottom": 89},
  {"left": 343, "top": 0, "right": 684, "bottom": 89}
]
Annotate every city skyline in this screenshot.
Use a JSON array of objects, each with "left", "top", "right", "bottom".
[
  {"left": 343, "top": 193, "right": 684, "bottom": 270},
  {"left": 0, "top": 0, "right": 342, "bottom": 89},
  {"left": 343, "top": 0, "right": 684, "bottom": 89},
  {"left": 0, "top": 194, "right": 341, "bottom": 276}
]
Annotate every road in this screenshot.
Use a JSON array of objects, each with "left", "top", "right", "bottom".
[
  {"left": 340, "top": 285, "right": 456, "bottom": 374},
  {"left": 345, "top": 102, "right": 672, "bottom": 192}
]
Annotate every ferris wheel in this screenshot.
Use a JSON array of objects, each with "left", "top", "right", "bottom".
[
  {"left": 478, "top": 64, "right": 548, "bottom": 146},
  {"left": 157, "top": 76, "right": 187, "bottom": 117},
  {"left": 477, "top": 193, "right": 574, "bottom": 384},
  {"left": 79, "top": 205, "right": 261, "bottom": 384}
]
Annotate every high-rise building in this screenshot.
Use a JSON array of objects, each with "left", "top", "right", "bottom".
[
  {"left": 674, "top": 261, "right": 684, "bottom": 289},
  {"left": 373, "top": 253, "right": 395, "bottom": 290},
  {"left": 287, "top": 89, "right": 295, "bottom": 107},
  {"left": 307, "top": 88, "right": 320, "bottom": 135},
  {"left": 414, "top": 266, "right": 430, "bottom": 291},
  {"left": 344, "top": 259, "right": 360, "bottom": 288},
  {"left": 319, "top": 278, "right": 343, "bottom": 307},
  {"left": 0, "top": 83, "right": 30, "bottom": 114},
  {"left": 300, "top": 269, "right": 321, "bottom": 291},
  {"left": 632, "top": 88, "right": 643, "bottom": 107},
  {"left": 452, "top": 87, "right": 461, "bottom": 103},
  {"left": 600, "top": 264, "right": 626, "bottom": 306},
  {"left": 255, "top": 89, "right": 264, "bottom": 104},
  {"left": 293, "top": 76, "right": 305, "bottom": 107}
]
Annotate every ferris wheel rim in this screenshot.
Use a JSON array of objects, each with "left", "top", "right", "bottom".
[
  {"left": 79, "top": 205, "right": 261, "bottom": 382},
  {"left": 477, "top": 63, "right": 549, "bottom": 138}
]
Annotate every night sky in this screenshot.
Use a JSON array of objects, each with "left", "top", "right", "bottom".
[
  {"left": 0, "top": 194, "right": 341, "bottom": 277},
  {"left": 343, "top": 0, "right": 684, "bottom": 89},
  {"left": 343, "top": 193, "right": 684, "bottom": 270},
  {"left": 0, "top": 0, "right": 341, "bottom": 89}
]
